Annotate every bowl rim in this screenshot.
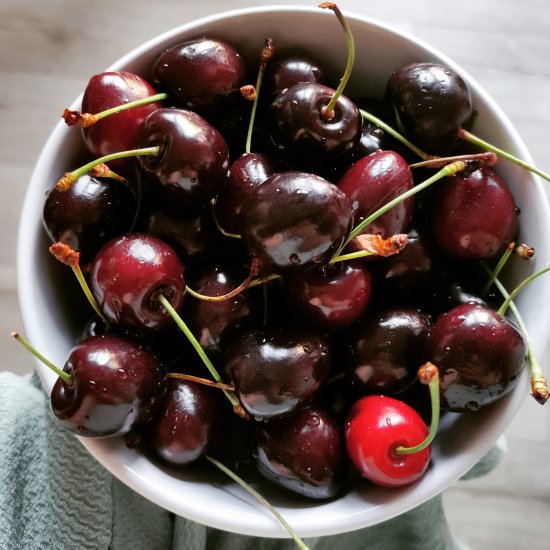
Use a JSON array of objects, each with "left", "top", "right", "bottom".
[{"left": 17, "top": 4, "right": 550, "bottom": 538}]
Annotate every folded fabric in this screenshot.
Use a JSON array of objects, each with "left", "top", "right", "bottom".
[{"left": 0, "top": 371, "right": 504, "bottom": 550}]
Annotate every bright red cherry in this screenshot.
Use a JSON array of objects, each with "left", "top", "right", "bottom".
[
  {"left": 90, "top": 233, "right": 186, "bottom": 333},
  {"left": 345, "top": 395, "right": 430, "bottom": 488}
]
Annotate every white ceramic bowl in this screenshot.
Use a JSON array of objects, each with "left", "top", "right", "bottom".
[{"left": 18, "top": 5, "right": 550, "bottom": 539}]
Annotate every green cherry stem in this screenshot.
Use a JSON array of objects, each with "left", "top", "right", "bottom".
[
  {"left": 209, "top": 199, "right": 242, "bottom": 239},
  {"left": 395, "top": 362, "right": 440, "bottom": 455},
  {"left": 481, "top": 263, "right": 549, "bottom": 404},
  {"left": 245, "top": 38, "right": 274, "bottom": 154},
  {"left": 359, "top": 108, "right": 429, "bottom": 160},
  {"left": 48, "top": 242, "right": 110, "bottom": 327},
  {"left": 128, "top": 164, "right": 143, "bottom": 233},
  {"left": 56, "top": 146, "right": 160, "bottom": 191},
  {"left": 497, "top": 266, "right": 550, "bottom": 316},
  {"left": 329, "top": 250, "right": 373, "bottom": 263},
  {"left": 157, "top": 294, "right": 246, "bottom": 417},
  {"left": 205, "top": 455, "right": 310, "bottom": 550},
  {"left": 11, "top": 332, "right": 72, "bottom": 385},
  {"left": 457, "top": 128, "right": 550, "bottom": 183},
  {"left": 481, "top": 241, "right": 515, "bottom": 297},
  {"left": 319, "top": 2, "right": 354, "bottom": 121},
  {"left": 63, "top": 93, "right": 168, "bottom": 127}
]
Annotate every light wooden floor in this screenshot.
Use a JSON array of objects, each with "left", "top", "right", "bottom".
[{"left": 1, "top": 1, "right": 549, "bottom": 548}]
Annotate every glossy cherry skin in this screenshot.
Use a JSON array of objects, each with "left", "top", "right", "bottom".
[
  {"left": 430, "top": 168, "right": 519, "bottom": 259},
  {"left": 427, "top": 303, "right": 526, "bottom": 411},
  {"left": 224, "top": 326, "right": 331, "bottom": 420},
  {"left": 384, "top": 62, "right": 472, "bottom": 153},
  {"left": 90, "top": 233, "right": 185, "bottom": 333},
  {"left": 135, "top": 108, "right": 230, "bottom": 205},
  {"left": 50, "top": 334, "right": 166, "bottom": 437},
  {"left": 345, "top": 395, "right": 430, "bottom": 488},
  {"left": 152, "top": 38, "right": 246, "bottom": 115},
  {"left": 81, "top": 71, "right": 163, "bottom": 168},
  {"left": 43, "top": 174, "right": 136, "bottom": 265},
  {"left": 240, "top": 171, "right": 353, "bottom": 274},
  {"left": 344, "top": 308, "right": 432, "bottom": 396},
  {"left": 270, "top": 82, "right": 362, "bottom": 163},
  {"left": 254, "top": 404, "right": 347, "bottom": 499},
  {"left": 214, "top": 152, "right": 280, "bottom": 234},
  {"left": 286, "top": 260, "right": 373, "bottom": 331},
  {"left": 338, "top": 150, "right": 414, "bottom": 239},
  {"left": 144, "top": 378, "right": 229, "bottom": 466},
  {"left": 182, "top": 264, "right": 259, "bottom": 357},
  {"left": 353, "top": 123, "right": 391, "bottom": 159},
  {"left": 265, "top": 55, "right": 328, "bottom": 96}
]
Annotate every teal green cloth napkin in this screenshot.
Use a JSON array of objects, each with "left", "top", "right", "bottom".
[{"left": 0, "top": 372, "right": 503, "bottom": 550}]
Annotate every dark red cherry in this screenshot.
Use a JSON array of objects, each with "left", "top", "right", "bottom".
[
  {"left": 344, "top": 308, "right": 432, "bottom": 396},
  {"left": 428, "top": 303, "right": 526, "bottom": 411},
  {"left": 135, "top": 108, "right": 230, "bottom": 205},
  {"left": 384, "top": 62, "right": 472, "bottom": 153},
  {"left": 371, "top": 227, "right": 440, "bottom": 310},
  {"left": 270, "top": 82, "right": 362, "bottom": 166},
  {"left": 50, "top": 334, "right": 166, "bottom": 437},
  {"left": 142, "top": 202, "right": 218, "bottom": 261},
  {"left": 43, "top": 174, "right": 136, "bottom": 265},
  {"left": 353, "top": 123, "right": 390, "bottom": 158},
  {"left": 345, "top": 395, "right": 430, "bottom": 487},
  {"left": 182, "top": 264, "right": 259, "bottom": 357},
  {"left": 338, "top": 150, "right": 414, "bottom": 239},
  {"left": 265, "top": 55, "right": 328, "bottom": 96},
  {"left": 90, "top": 233, "right": 185, "bottom": 333},
  {"left": 240, "top": 171, "right": 353, "bottom": 274},
  {"left": 430, "top": 167, "right": 519, "bottom": 259},
  {"left": 286, "top": 260, "right": 373, "bottom": 331},
  {"left": 224, "top": 326, "right": 331, "bottom": 420},
  {"left": 152, "top": 38, "right": 246, "bottom": 115},
  {"left": 425, "top": 269, "right": 491, "bottom": 318},
  {"left": 214, "top": 152, "right": 280, "bottom": 234},
  {"left": 144, "top": 378, "right": 229, "bottom": 466},
  {"left": 81, "top": 71, "right": 163, "bottom": 168},
  {"left": 254, "top": 404, "right": 347, "bottom": 499}
]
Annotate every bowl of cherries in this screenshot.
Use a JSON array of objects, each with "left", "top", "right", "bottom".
[{"left": 16, "top": 2, "right": 550, "bottom": 542}]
